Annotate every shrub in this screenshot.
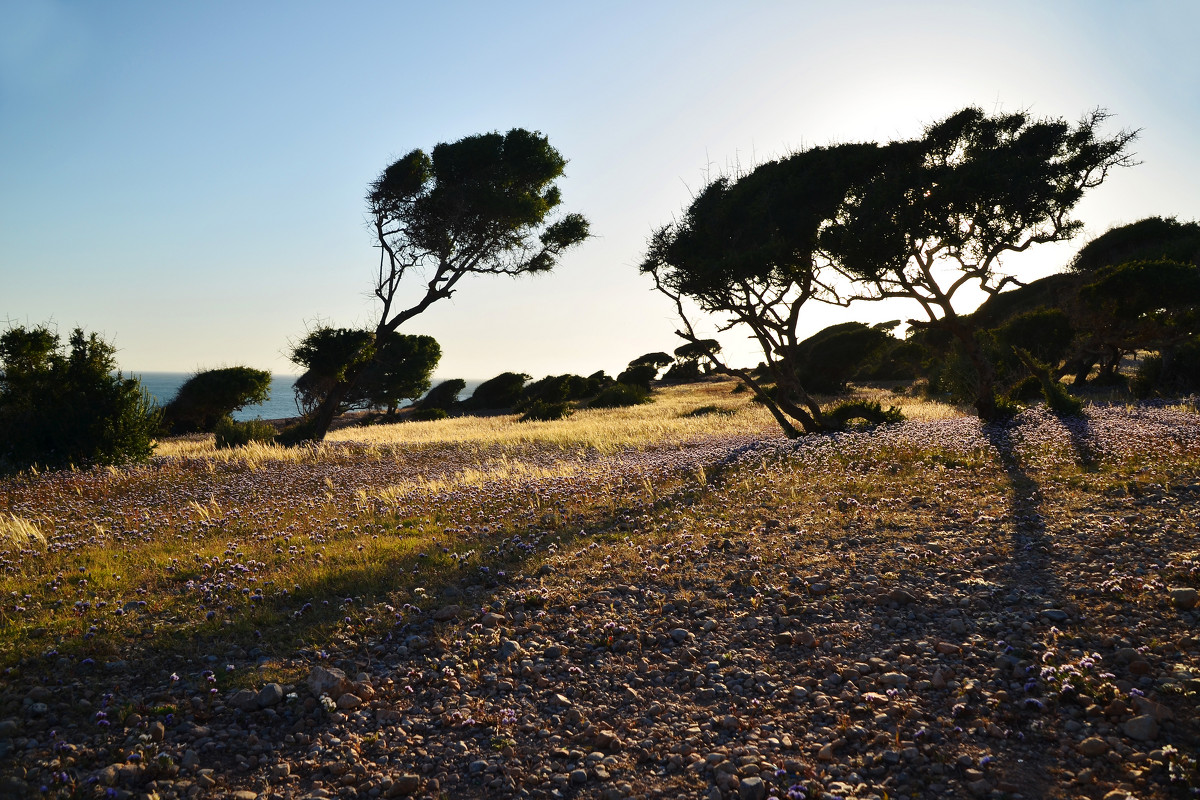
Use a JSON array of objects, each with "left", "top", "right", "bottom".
[
  {"left": 213, "top": 416, "right": 277, "bottom": 448},
  {"left": 408, "top": 407, "right": 449, "bottom": 422},
  {"left": 590, "top": 383, "right": 651, "bottom": 408},
  {"left": 519, "top": 400, "right": 572, "bottom": 422},
  {"left": 0, "top": 325, "right": 159, "bottom": 470},
  {"left": 616, "top": 364, "right": 657, "bottom": 392},
  {"left": 825, "top": 400, "right": 905, "bottom": 430},
  {"left": 519, "top": 374, "right": 593, "bottom": 408},
  {"left": 418, "top": 379, "right": 466, "bottom": 411},
  {"left": 682, "top": 405, "right": 732, "bottom": 418},
  {"left": 162, "top": 366, "right": 271, "bottom": 433},
  {"left": 464, "top": 372, "right": 530, "bottom": 410}
]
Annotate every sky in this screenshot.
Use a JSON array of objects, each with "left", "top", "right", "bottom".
[{"left": 2, "top": 1, "right": 1198, "bottom": 379}]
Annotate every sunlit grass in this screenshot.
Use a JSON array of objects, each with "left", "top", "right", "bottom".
[{"left": 0, "top": 513, "right": 47, "bottom": 550}]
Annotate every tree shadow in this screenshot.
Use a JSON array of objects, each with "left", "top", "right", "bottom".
[{"left": 981, "top": 418, "right": 1059, "bottom": 604}]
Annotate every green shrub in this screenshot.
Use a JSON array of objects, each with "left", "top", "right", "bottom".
[
  {"left": 825, "top": 400, "right": 904, "bottom": 430},
  {"left": 213, "top": 416, "right": 277, "bottom": 448},
  {"left": 616, "top": 364, "right": 657, "bottom": 391},
  {"left": 409, "top": 407, "right": 449, "bottom": 422},
  {"left": 0, "top": 325, "right": 160, "bottom": 471},
  {"left": 519, "top": 400, "right": 572, "bottom": 422},
  {"left": 162, "top": 366, "right": 271, "bottom": 433},
  {"left": 463, "top": 372, "right": 529, "bottom": 410},
  {"left": 682, "top": 405, "right": 732, "bottom": 418},
  {"left": 589, "top": 383, "right": 650, "bottom": 408},
  {"left": 418, "top": 379, "right": 465, "bottom": 411}
]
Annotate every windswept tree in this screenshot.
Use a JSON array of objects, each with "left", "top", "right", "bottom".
[
  {"left": 826, "top": 107, "right": 1137, "bottom": 419},
  {"left": 641, "top": 143, "right": 895, "bottom": 435},
  {"left": 293, "top": 128, "right": 589, "bottom": 441}
]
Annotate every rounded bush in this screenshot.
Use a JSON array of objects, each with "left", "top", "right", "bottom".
[
  {"left": 589, "top": 383, "right": 650, "bottom": 408},
  {"left": 213, "top": 416, "right": 277, "bottom": 449}
]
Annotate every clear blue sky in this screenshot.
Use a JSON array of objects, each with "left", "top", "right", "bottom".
[{"left": 3, "top": 1, "right": 1198, "bottom": 378}]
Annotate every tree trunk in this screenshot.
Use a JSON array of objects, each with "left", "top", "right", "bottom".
[{"left": 947, "top": 324, "right": 1000, "bottom": 422}]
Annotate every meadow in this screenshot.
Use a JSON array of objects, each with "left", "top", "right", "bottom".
[{"left": 0, "top": 380, "right": 1198, "bottom": 800}]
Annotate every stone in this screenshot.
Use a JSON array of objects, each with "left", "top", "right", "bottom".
[
  {"left": 1077, "top": 737, "right": 1109, "bottom": 757},
  {"left": 738, "top": 775, "right": 766, "bottom": 800},
  {"left": 500, "top": 639, "right": 523, "bottom": 660},
  {"left": 1122, "top": 714, "right": 1158, "bottom": 742},
  {"left": 1169, "top": 587, "right": 1198, "bottom": 610},
  {"left": 231, "top": 792, "right": 258, "bottom": 800},
  {"left": 307, "top": 666, "right": 351, "bottom": 700},
  {"left": 670, "top": 628, "right": 691, "bottom": 643},
  {"left": 468, "top": 760, "right": 488, "bottom": 774},
  {"left": 432, "top": 605, "right": 461, "bottom": 621},
  {"left": 181, "top": 750, "right": 200, "bottom": 770},
  {"left": 335, "top": 693, "right": 362, "bottom": 710},
  {"left": 388, "top": 775, "right": 420, "bottom": 797},
  {"left": 257, "top": 683, "right": 284, "bottom": 708},
  {"left": 817, "top": 744, "right": 834, "bottom": 761},
  {"left": 1041, "top": 609, "right": 1069, "bottom": 623},
  {"left": 1132, "top": 695, "right": 1174, "bottom": 721},
  {"left": 271, "top": 763, "right": 291, "bottom": 779},
  {"left": 149, "top": 721, "right": 165, "bottom": 742},
  {"left": 0, "top": 720, "right": 17, "bottom": 738},
  {"left": 570, "top": 769, "right": 588, "bottom": 784},
  {"left": 387, "top": 775, "right": 420, "bottom": 797},
  {"left": 482, "top": 612, "right": 505, "bottom": 627},
  {"left": 879, "top": 672, "right": 909, "bottom": 688},
  {"left": 228, "top": 689, "right": 259, "bottom": 711}
]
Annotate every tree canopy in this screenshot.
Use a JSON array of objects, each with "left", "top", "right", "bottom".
[{"left": 291, "top": 327, "right": 440, "bottom": 416}]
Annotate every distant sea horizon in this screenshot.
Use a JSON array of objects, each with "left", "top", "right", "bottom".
[{"left": 131, "top": 372, "right": 484, "bottom": 421}]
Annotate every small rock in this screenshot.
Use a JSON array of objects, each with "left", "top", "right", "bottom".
[
  {"left": 1122, "top": 714, "right": 1158, "bottom": 742},
  {"left": 570, "top": 769, "right": 587, "bottom": 784},
  {"left": 257, "top": 682, "right": 284, "bottom": 708},
  {"left": 335, "top": 693, "right": 362, "bottom": 710},
  {"left": 500, "top": 639, "right": 523, "bottom": 660},
  {"left": 98, "top": 766, "right": 119, "bottom": 786},
  {"left": 0, "top": 720, "right": 17, "bottom": 738},
  {"left": 468, "top": 760, "right": 488, "bottom": 775},
  {"left": 307, "top": 666, "right": 351, "bottom": 699},
  {"left": 230, "top": 791, "right": 257, "bottom": 800},
  {"left": 181, "top": 750, "right": 200, "bottom": 770},
  {"left": 387, "top": 774, "right": 420, "bottom": 797},
  {"left": 149, "top": 721, "right": 165, "bottom": 742},
  {"left": 1077, "top": 737, "right": 1109, "bottom": 757},
  {"left": 432, "top": 605, "right": 461, "bottom": 621},
  {"left": 482, "top": 612, "right": 505, "bottom": 627},
  {"left": 817, "top": 744, "right": 834, "bottom": 762},
  {"left": 879, "top": 672, "right": 909, "bottom": 688},
  {"left": 271, "top": 762, "right": 291, "bottom": 779},
  {"left": 1132, "top": 695, "right": 1174, "bottom": 721},
  {"left": 739, "top": 775, "right": 766, "bottom": 800},
  {"left": 228, "top": 689, "right": 259, "bottom": 711},
  {"left": 670, "top": 628, "right": 691, "bottom": 643},
  {"left": 1169, "top": 587, "right": 1198, "bottom": 610},
  {"left": 1041, "top": 609, "right": 1069, "bottom": 623}
]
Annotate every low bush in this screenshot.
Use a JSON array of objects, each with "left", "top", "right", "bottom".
[
  {"left": 682, "top": 405, "right": 732, "bottom": 418},
  {"left": 162, "top": 366, "right": 271, "bottom": 433},
  {"left": 213, "top": 416, "right": 277, "bottom": 449},
  {"left": 589, "top": 383, "right": 650, "bottom": 408},
  {"left": 825, "top": 400, "right": 905, "bottom": 429},
  {"left": 519, "top": 400, "right": 572, "bottom": 422}
]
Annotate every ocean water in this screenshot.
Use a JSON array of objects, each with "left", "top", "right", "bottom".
[{"left": 132, "top": 373, "right": 484, "bottom": 421}]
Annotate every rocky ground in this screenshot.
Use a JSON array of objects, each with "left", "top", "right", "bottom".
[{"left": 2, "top": 407, "right": 1199, "bottom": 799}]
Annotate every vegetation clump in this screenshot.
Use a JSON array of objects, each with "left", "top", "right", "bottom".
[
  {"left": 162, "top": 366, "right": 271, "bottom": 433},
  {"left": 213, "top": 416, "right": 277, "bottom": 448},
  {"left": 0, "top": 325, "right": 159, "bottom": 470}
]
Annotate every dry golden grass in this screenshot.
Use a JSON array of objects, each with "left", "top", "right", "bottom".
[
  {"left": 152, "top": 379, "right": 966, "bottom": 465},
  {"left": 0, "top": 514, "right": 47, "bottom": 550}
]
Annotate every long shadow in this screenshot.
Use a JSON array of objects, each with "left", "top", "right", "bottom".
[
  {"left": 1056, "top": 409, "right": 1099, "bottom": 470},
  {"left": 981, "top": 418, "right": 1060, "bottom": 606}
]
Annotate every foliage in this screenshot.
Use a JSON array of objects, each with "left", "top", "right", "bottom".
[
  {"left": 827, "top": 107, "right": 1137, "bottom": 420},
  {"left": 418, "top": 379, "right": 466, "bottom": 412},
  {"left": 213, "top": 416, "right": 277, "bottom": 448},
  {"left": 299, "top": 128, "right": 589, "bottom": 440},
  {"left": 291, "top": 327, "right": 440, "bottom": 415},
  {"left": 518, "top": 400, "right": 572, "bottom": 422},
  {"left": 628, "top": 352, "right": 672, "bottom": 372},
  {"left": 824, "top": 400, "right": 905, "bottom": 429},
  {"left": 589, "top": 383, "right": 651, "bottom": 408},
  {"left": 519, "top": 374, "right": 597, "bottom": 409},
  {"left": 463, "top": 372, "right": 530, "bottom": 410},
  {"left": 793, "top": 322, "right": 899, "bottom": 394},
  {"left": 1132, "top": 335, "right": 1200, "bottom": 397},
  {"left": 616, "top": 364, "right": 658, "bottom": 392},
  {"left": 643, "top": 141, "right": 897, "bottom": 436},
  {"left": 162, "top": 366, "right": 271, "bottom": 433},
  {"left": 0, "top": 325, "right": 159, "bottom": 470},
  {"left": 1070, "top": 216, "right": 1200, "bottom": 272}
]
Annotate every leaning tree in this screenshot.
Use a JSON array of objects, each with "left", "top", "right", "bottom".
[
  {"left": 294, "top": 128, "right": 589, "bottom": 441},
  {"left": 824, "top": 107, "right": 1137, "bottom": 420},
  {"left": 641, "top": 142, "right": 897, "bottom": 436}
]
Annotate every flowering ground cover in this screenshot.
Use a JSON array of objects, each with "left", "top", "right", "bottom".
[{"left": 0, "top": 383, "right": 1197, "bottom": 799}]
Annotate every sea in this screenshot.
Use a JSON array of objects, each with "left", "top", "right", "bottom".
[{"left": 131, "top": 373, "right": 483, "bottom": 421}]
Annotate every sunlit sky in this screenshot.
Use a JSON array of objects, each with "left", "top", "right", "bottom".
[{"left": 3, "top": 1, "right": 1198, "bottom": 379}]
